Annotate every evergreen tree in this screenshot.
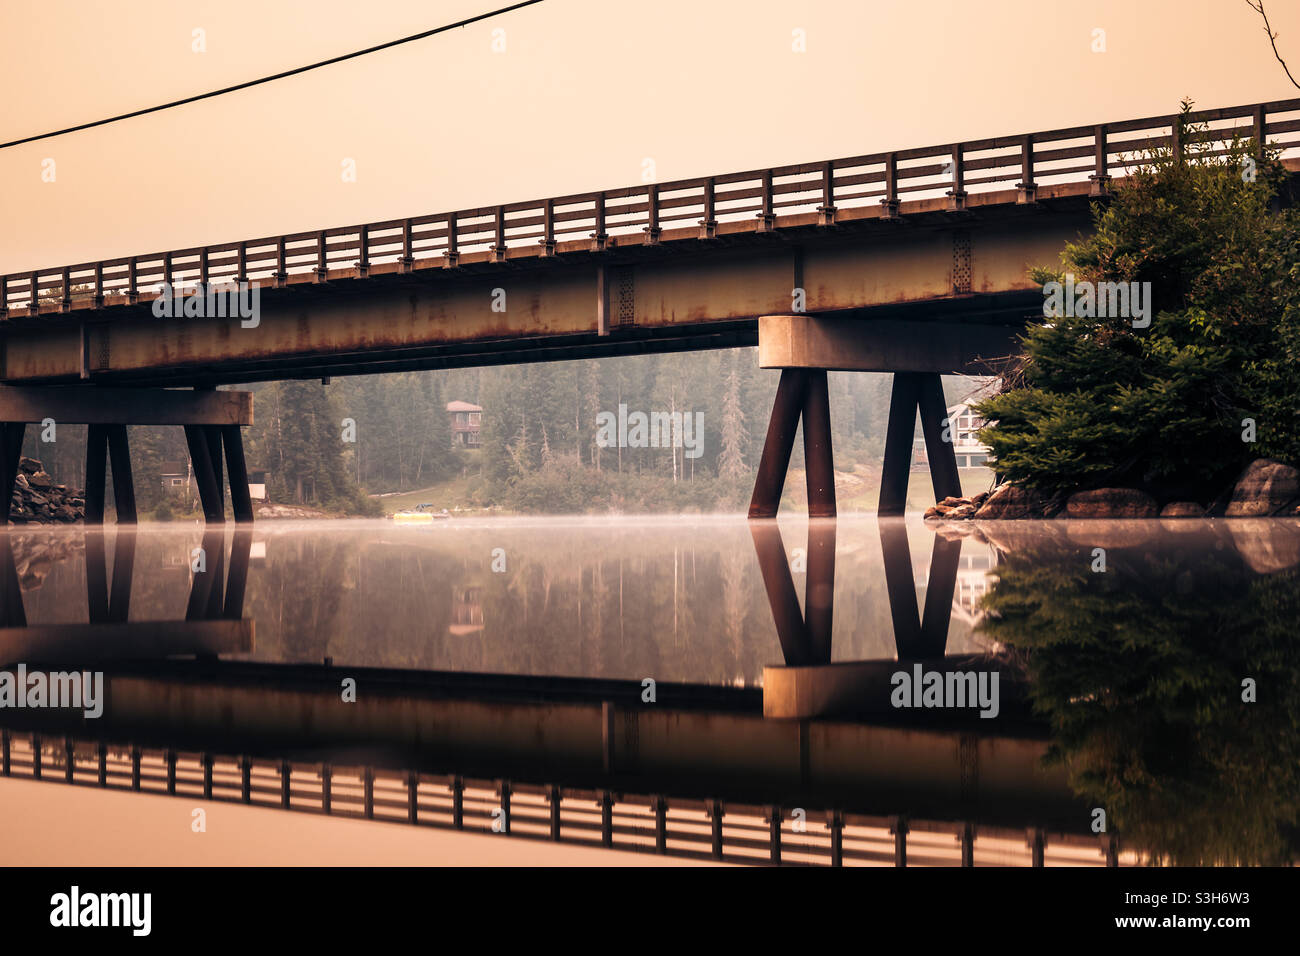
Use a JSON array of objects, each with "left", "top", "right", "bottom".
[
  {"left": 978, "top": 102, "right": 1300, "bottom": 503},
  {"left": 719, "top": 354, "right": 749, "bottom": 479}
]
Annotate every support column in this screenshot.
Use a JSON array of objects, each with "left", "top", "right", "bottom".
[
  {"left": 879, "top": 371, "right": 957, "bottom": 516},
  {"left": 879, "top": 373, "right": 921, "bottom": 517},
  {"left": 222, "top": 425, "right": 255, "bottom": 523},
  {"left": 205, "top": 425, "right": 225, "bottom": 517},
  {"left": 801, "top": 370, "right": 836, "bottom": 518},
  {"left": 85, "top": 424, "right": 136, "bottom": 524},
  {"left": 84, "top": 424, "right": 108, "bottom": 524},
  {"left": 105, "top": 424, "right": 136, "bottom": 524},
  {"left": 1, "top": 422, "right": 25, "bottom": 525},
  {"left": 748, "top": 367, "right": 838, "bottom": 519},
  {"left": 749, "top": 369, "right": 807, "bottom": 518},
  {"left": 917, "top": 372, "right": 961, "bottom": 502},
  {"left": 184, "top": 425, "right": 224, "bottom": 523}
]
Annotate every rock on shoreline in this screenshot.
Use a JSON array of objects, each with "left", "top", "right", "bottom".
[
  {"left": 8, "top": 457, "right": 86, "bottom": 524},
  {"left": 925, "top": 458, "right": 1300, "bottom": 521}
]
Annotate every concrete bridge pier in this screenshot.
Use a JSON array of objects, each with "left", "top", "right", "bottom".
[
  {"left": 0, "top": 386, "right": 254, "bottom": 525},
  {"left": 750, "top": 314, "right": 1017, "bottom": 518}
]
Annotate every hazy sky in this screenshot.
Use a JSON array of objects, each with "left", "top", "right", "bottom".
[{"left": 1, "top": 0, "right": 1296, "bottom": 274}]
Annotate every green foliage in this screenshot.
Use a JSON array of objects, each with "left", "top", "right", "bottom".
[
  {"left": 244, "top": 380, "right": 372, "bottom": 514},
  {"left": 979, "top": 534, "right": 1300, "bottom": 865},
  {"left": 978, "top": 102, "right": 1300, "bottom": 501}
]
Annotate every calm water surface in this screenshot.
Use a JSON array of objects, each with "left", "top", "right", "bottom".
[{"left": 1, "top": 515, "right": 1297, "bottom": 866}]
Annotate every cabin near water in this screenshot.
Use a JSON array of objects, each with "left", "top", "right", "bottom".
[{"left": 159, "top": 461, "right": 267, "bottom": 500}]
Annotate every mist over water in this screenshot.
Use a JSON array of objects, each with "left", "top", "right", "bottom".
[{"left": 8, "top": 516, "right": 991, "bottom": 684}]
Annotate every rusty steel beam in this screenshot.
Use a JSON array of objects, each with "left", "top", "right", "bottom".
[{"left": 0, "top": 386, "right": 251, "bottom": 425}]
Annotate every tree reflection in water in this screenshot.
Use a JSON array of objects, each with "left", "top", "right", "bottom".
[{"left": 975, "top": 521, "right": 1300, "bottom": 865}]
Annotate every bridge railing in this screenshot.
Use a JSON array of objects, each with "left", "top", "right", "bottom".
[
  {"left": 3, "top": 97, "right": 1298, "bottom": 317},
  {"left": 0, "top": 727, "right": 1136, "bottom": 866}
]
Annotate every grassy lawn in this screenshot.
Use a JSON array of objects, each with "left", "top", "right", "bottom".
[{"left": 371, "top": 474, "right": 477, "bottom": 515}]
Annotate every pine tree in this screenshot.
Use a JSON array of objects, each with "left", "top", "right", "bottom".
[{"left": 719, "top": 356, "right": 749, "bottom": 479}]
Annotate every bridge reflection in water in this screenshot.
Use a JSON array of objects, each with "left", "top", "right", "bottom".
[{"left": 3, "top": 517, "right": 1296, "bottom": 866}]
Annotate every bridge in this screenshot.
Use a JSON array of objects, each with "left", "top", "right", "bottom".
[{"left": 2, "top": 97, "right": 1297, "bottom": 522}]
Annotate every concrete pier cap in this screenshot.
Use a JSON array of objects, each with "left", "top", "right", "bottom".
[{"left": 757, "top": 313, "right": 1021, "bottom": 375}]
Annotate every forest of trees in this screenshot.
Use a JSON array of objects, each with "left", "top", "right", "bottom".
[{"left": 18, "top": 349, "right": 981, "bottom": 516}]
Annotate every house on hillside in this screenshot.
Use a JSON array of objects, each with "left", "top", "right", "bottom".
[
  {"left": 913, "top": 402, "right": 994, "bottom": 470},
  {"left": 447, "top": 400, "right": 482, "bottom": 448}
]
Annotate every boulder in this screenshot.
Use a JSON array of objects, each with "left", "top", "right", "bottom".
[
  {"left": 27, "top": 471, "right": 53, "bottom": 490},
  {"left": 17, "top": 457, "right": 40, "bottom": 475},
  {"left": 973, "top": 484, "right": 1047, "bottom": 519},
  {"left": 1065, "top": 488, "right": 1158, "bottom": 519},
  {"left": 1160, "top": 501, "right": 1205, "bottom": 518},
  {"left": 1225, "top": 459, "right": 1300, "bottom": 517}
]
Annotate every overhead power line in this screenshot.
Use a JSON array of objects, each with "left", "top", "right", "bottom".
[{"left": 0, "top": 0, "right": 544, "bottom": 150}]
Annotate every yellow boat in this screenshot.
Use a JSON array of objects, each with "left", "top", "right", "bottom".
[{"left": 393, "top": 512, "right": 434, "bottom": 524}]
